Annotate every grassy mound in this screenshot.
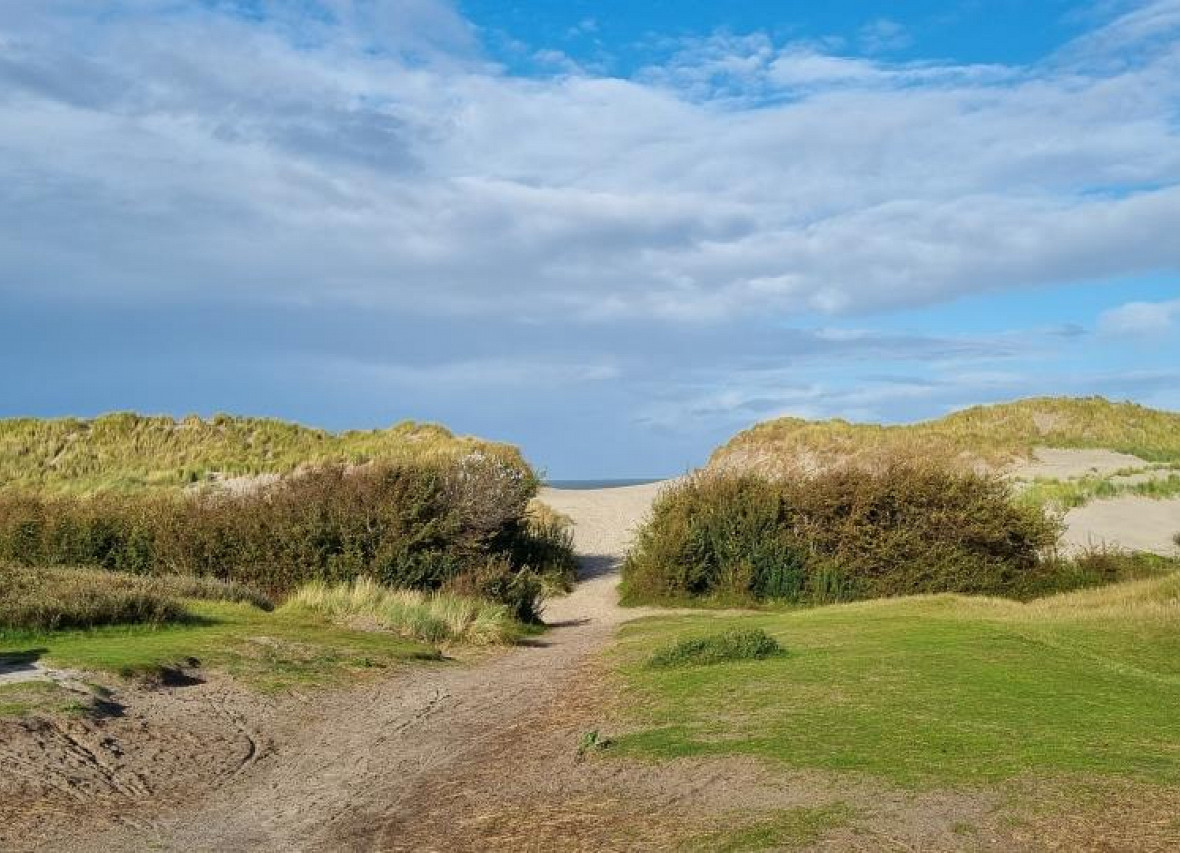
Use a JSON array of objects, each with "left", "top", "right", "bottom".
[
  {"left": 0, "top": 412, "right": 530, "bottom": 494},
  {"left": 622, "top": 466, "right": 1063, "bottom": 606},
  {"left": 710, "top": 396, "right": 1180, "bottom": 478},
  {"left": 0, "top": 563, "right": 269, "bottom": 632},
  {"left": 0, "top": 459, "right": 575, "bottom": 614},
  {"left": 648, "top": 628, "right": 782, "bottom": 668}
]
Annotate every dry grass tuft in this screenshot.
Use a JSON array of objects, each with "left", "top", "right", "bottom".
[{"left": 286, "top": 578, "right": 523, "bottom": 646}]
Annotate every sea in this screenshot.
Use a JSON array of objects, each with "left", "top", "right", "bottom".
[{"left": 544, "top": 478, "right": 663, "bottom": 490}]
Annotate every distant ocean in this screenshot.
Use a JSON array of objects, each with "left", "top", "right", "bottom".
[{"left": 545, "top": 478, "right": 663, "bottom": 490}]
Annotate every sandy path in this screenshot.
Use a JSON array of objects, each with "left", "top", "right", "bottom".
[{"left": 62, "top": 482, "right": 663, "bottom": 853}]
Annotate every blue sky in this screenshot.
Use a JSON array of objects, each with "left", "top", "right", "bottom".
[{"left": 1, "top": 1, "right": 1179, "bottom": 477}]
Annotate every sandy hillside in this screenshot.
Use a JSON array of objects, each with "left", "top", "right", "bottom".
[{"left": 1008, "top": 448, "right": 1180, "bottom": 556}]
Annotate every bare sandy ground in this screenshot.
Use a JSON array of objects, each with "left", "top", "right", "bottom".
[
  {"left": 1063, "top": 496, "right": 1180, "bottom": 556},
  {"left": 1008, "top": 447, "right": 1149, "bottom": 480}
]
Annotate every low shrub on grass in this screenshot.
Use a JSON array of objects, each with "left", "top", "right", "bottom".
[
  {"left": 286, "top": 577, "right": 522, "bottom": 645},
  {"left": 1011, "top": 549, "right": 1180, "bottom": 600},
  {"left": 623, "top": 465, "right": 1061, "bottom": 606},
  {"left": 647, "top": 628, "right": 783, "bottom": 668},
  {"left": 0, "top": 458, "right": 575, "bottom": 608},
  {"left": 1, "top": 563, "right": 185, "bottom": 632},
  {"left": 0, "top": 563, "right": 273, "bottom": 633}
]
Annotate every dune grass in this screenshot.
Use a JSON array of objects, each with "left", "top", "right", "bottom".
[
  {"left": 287, "top": 578, "right": 525, "bottom": 646},
  {"left": 711, "top": 396, "right": 1180, "bottom": 478},
  {"left": 610, "top": 571, "right": 1180, "bottom": 788},
  {"left": 1019, "top": 469, "right": 1180, "bottom": 511},
  {"left": 0, "top": 563, "right": 271, "bottom": 632},
  {"left": 0, "top": 598, "right": 438, "bottom": 692},
  {"left": 0, "top": 411, "right": 530, "bottom": 494}
]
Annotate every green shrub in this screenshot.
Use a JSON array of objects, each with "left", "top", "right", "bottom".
[
  {"left": 647, "top": 629, "right": 783, "bottom": 668},
  {"left": 622, "top": 465, "right": 1062, "bottom": 606},
  {"left": 0, "top": 458, "right": 575, "bottom": 607}
]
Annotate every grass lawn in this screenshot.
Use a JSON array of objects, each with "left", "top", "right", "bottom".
[
  {"left": 610, "top": 574, "right": 1180, "bottom": 788},
  {"left": 0, "top": 599, "right": 440, "bottom": 696}
]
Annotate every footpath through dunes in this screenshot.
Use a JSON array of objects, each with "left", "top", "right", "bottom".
[{"left": 49, "top": 481, "right": 665, "bottom": 853}]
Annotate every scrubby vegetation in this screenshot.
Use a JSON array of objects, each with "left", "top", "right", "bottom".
[
  {"left": 288, "top": 578, "right": 523, "bottom": 646},
  {"left": 0, "top": 412, "right": 528, "bottom": 494},
  {"left": 710, "top": 396, "right": 1180, "bottom": 478},
  {"left": 0, "top": 459, "right": 575, "bottom": 615},
  {"left": 622, "top": 466, "right": 1065, "bottom": 606},
  {"left": 0, "top": 563, "right": 269, "bottom": 632},
  {"left": 647, "top": 628, "right": 782, "bottom": 668}
]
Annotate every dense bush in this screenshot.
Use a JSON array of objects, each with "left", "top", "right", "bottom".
[
  {"left": 0, "top": 563, "right": 274, "bottom": 632},
  {"left": 647, "top": 628, "right": 783, "bottom": 668},
  {"left": 0, "top": 458, "right": 576, "bottom": 611},
  {"left": 622, "top": 465, "right": 1063, "bottom": 605}
]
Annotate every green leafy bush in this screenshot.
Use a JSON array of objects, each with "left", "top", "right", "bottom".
[
  {"left": 647, "top": 628, "right": 783, "bottom": 668},
  {"left": 0, "top": 458, "right": 575, "bottom": 608},
  {"left": 622, "top": 465, "right": 1062, "bottom": 606}
]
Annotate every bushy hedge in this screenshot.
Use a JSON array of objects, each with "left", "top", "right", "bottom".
[
  {"left": 622, "top": 465, "right": 1064, "bottom": 605},
  {"left": 0, "top": 458, "right": 575, "bottom": 615}
]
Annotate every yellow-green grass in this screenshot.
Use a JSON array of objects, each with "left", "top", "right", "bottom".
[
  {"left": 0, "top": 599, "right": 438, "bottom": 694},
  {"left": 684, "top": 803, "right": 858, "bottom": 852},
  {"left": 610, "top": 572, "right": 1180, "bottom": 788},
  {"left": 287, "top": 578, "right": 526, "bottom": 646},
  {"left": 711, "top": 396, "right": 1180, "bottom": 477},
  {"left": 0, "top": 412, "right": 530, "bottom": 494},
  {"left": 1019, "top": 469, "right": 1180, "bottom": 511},
  {"left": 0, "top": 681, "right": 82, "bottom": 717}
]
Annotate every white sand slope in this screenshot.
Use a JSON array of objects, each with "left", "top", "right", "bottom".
[
  {"left": 1008, "top": 447, "right": 1149, "bottom": 480},
  {"left": 1063, "top": 497, "right": 1180, "bottom": 556}
]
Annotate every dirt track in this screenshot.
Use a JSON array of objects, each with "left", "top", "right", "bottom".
[{"left": 3, "top": 483, "right": 663, "bottom": 852}]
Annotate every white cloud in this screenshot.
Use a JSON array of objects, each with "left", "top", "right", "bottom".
[
  {"left": 858, "top": 18, "right": 913, "bottom": 54},
  {"left": 1099, "top": 297, "right": 1180, "bottom": 334},
  {"left": 0, "top": 0, "right": 1179, "bottom": 327}
]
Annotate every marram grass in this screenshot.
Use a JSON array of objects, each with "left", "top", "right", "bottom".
[
  {"left": 287, "top": 578, "right": 523, "bottom": 646},
  {"left": 0, "top": 411, "right": 531, "bottom": 495},
  {"left": 711, "top": 396, "right": 1180, "bottom": 478}
]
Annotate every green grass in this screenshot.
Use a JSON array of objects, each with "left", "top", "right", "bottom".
[
  {"left": 685, "top": 804, "right": 858, "bottom": 852},
  {"left": 711, "top": 396, "right": 1180, "bottom": 478},
  {"left": 0, "top": 411, "right": 530, "bottom": 494},
  {"left": 1020, "top": 470, "right": 1180, "bottom": 511},
  {"left": 0, "top": 599, "right": 439, "bottom": 693},
  {"left": 610, "top": 573, "right": 1180, "bottom": 788},
  {"left": 0, "top": 681, "right": 80, "bottom": 717},
  {"left": 647, "top": 629, "right": 782, "bottom": 668}
]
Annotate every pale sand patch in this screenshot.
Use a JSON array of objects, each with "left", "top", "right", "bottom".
[
  {"left": 1009, "top": 447, "right": 1150, "bottom": 480},
  {"left": 1063, "top": 496, "right": 1180, "bottom": 556}
]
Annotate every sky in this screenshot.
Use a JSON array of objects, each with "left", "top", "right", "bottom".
[{"left": 1, "top": 1, "right": 1179, "bottom": 478}]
